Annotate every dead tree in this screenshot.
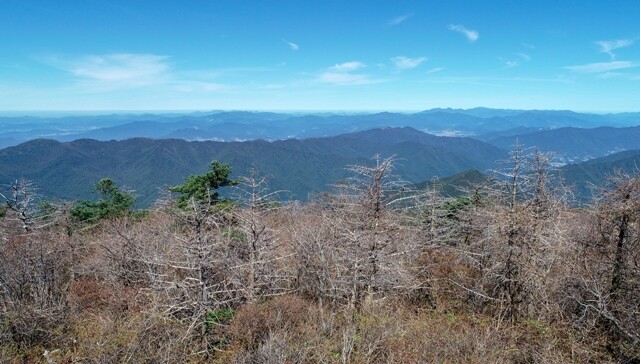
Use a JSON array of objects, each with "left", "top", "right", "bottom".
[
  {"left": 0, "top": 180, "right": 73, "bottom": 348},
  {"left": 232, "top": 169, "right": 293, "bottom": 302},
  {"left": 292, "top": 156, "right": 419, "bottom": 308},
  {"left": 569, "top": 172, "right": 640, "bottom": 358},
  {"left": 1, "top": 179, "right": 37, "bottom": 232},
  {"left": 452, "top": 145, "right": 569, "bottom": 323}
]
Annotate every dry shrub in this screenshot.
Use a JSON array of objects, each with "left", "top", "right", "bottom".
[
  {"left": 0, "top": 306, "right": 69, "bottom": 361},
  {"left": 223, "top": 296, "right": 609, "bottom": 364},
  {"left": 411, "top": 247, "right": 480, "bottom": 310},
  {"left": 0, "top": 230, "right": 74, "bottom": 352},
  {"left": 0, "top": 171, "right": 629, "bottom": 363},
  {"left": 68, "top": 277, "right": 146, "bottom": 316},
  {"left": 349, "top": 301, "right": 603, "bottom": 364},
  {"left": 224, "top": 295, "right": 353, "bottom": 363},
  {"left": 227, "top": 295, "right": 316, "bottom": 351},
  {"left": 68, "top": 278, "right": 118, "bottom": 312},
  {"left": 63, "top": 310, "right": 204, "bottom": 363},
  {"left": 231, "top": 331, "right": 290, "bottom": 364}
]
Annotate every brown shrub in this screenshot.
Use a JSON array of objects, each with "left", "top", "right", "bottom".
[{"left": 228, "top": 295, "right": 316, "bottom": 351}]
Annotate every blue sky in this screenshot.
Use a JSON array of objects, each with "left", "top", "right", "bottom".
[{"left": 1, "top": 0, "right": 639, "bottom": 112}]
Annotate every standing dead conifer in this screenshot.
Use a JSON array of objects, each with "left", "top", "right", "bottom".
[
  {"left": 291, "top": 155, "right": 419, "bottom": 308},
  {"left": 568, "top": 171, "right": 640, "bottom": 359}
]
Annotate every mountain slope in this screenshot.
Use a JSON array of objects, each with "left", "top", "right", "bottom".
[
  {"left": 561, "top": 149, "right": 640, "bottom": 202},
  {"left": 414, "top": 169, "right": 490, "bottom": 197},
  {"left": 488, "top": 126, "right": 640, "bottom": 163},
  {"left": 2, "top": 108, "right": 638, "bottom": 148},
  {"left": 0, "top": 127, "right": 506, "bottom": 206}
]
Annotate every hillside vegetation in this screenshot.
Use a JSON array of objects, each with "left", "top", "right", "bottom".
[
  {"left": 561, "top": 149, "right": 640, "bottom": 200},
  {"left": 0, "top": 127, "right": 505, "bottom": 206},
  {"left": 488, "top": 126, "right": 640, "bottom": 163},
  {"left": 1, "top": 150, "right": 639, "bottom": 363}
]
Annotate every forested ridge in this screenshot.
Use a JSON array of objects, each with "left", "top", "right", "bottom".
[
  {"left": 0, "top": 127, "right": 505, "bottom": 206},
  {"left": 1, "top": 148, "right": 639, "bottom": 363}
]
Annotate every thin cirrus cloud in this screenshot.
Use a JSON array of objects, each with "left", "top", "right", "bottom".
[
  {"left": 565, "top": 60, "right": 636, "bottom": 74},
  {"left": 448, "top": 24, "right": 479, "bottom": 42},
  {"left": 284, "top": 39, "right": 299, "bottom": 50},
  {"left": 595, "top": 39, "right": 634, "bottom": 60},
  {"left": 48, "top": 53, "right": 171, "bottom": 88},
  {"left": 318, "top": 61, "right": 380, "bottom": 85},
  {"left": 388, "top": 13, "right": 413, "bottom": 26},
  {"left": 500, "top": 53, "right": 531, "bottom": 68},
  {"left": 391, "top": 56, "right": 427, "bottom": 70},
  {"left": 504, "top": 60, "right": 519, "bottom": 68},
  {"left": 425, "top": 67, "right": 445, "bottom": 74},
  {"left": 329, "top": 61, "right": 366, "bottom": 72},
  {"left": 46, "top": 53, "right": 230, "bottom": 93}
]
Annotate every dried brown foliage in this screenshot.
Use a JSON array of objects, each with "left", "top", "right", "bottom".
[{"left": 1, "top": 159, "right": 638, "bottom": 363}]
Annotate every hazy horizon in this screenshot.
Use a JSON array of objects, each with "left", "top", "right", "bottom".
[{"left": 1, "top": 106, "right": 639, "bottom": 119}]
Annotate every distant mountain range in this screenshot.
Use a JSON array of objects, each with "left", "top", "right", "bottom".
[
  {"left": 407, "top": 149, "right": 640, "bottom": 205},
  {"left": 487, "top": 126, "right": 640, "bottom": 164},
  {"left": 1, "top": 108, "right": 639, "bottom": 149},
  {"left": 0, "top": 127, "right": 506, "bottom": 206},
  {"left": 561, "top": 149, "right": 640, "bottom": 202},
  {"left": 3, "top": 108, "right": 640, "bottom": 206}
]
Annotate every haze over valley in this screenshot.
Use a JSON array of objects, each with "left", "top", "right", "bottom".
[{"left": 3, "top": 108, "right": 640, "bottom": 205}]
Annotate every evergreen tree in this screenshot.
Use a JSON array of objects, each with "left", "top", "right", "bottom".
[
  {"left": 170, "top": 160, "right": 237, "bottom": 210},
  {"left": 69, "top": 178, "right": 135, "bottom": 223}
]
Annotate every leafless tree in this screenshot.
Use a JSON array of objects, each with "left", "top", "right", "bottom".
[
  {"left": 1, "top": 179, "right": 37, "bottom": 232},
  {"left": 89, "top": 171, "right": 296, "bottom": 354},
  {"left": 445, "top": 145, "right": 571, "bottom": 323},
  {"left": 567, "top": 171, "right": 640, "bottom": 359},
  {"left": 291, "top": 156, "right": 420, "bottom": 308},
  {"left": 0, "top": 180, "right": 74, "bottom": 348},
  {"left": 232, "top": 168, "right": 295, "bottom": 302}
]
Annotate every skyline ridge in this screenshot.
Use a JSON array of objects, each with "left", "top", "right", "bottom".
[{"left": 2, "top": 106, "right": 640, "bottom": 118}]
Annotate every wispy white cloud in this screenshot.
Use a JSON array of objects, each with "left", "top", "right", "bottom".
[
  {"left": 329, "top": 61, "right": 366, "bottom": 72},
  {"left": 44, "top": 53, "right": 238, "bottom": 94},
  {"left": 388, "top": 14, "right": 413, "bottom": 26},
  {"left": 426, "top": 67, "right": 445, "bottom": 74},
  {"left": 173, "top": 81, "right": 229, "bottom": 93},
  {"left": 418, "top": 76, "right": 573, "bottom": 85},
  {"left": 318, "top": 61, "right": 380, "bottom": 85},
  {"left": 391, "top": 56, "right": 427, "bottom": 70},
  {"left": 565, "top": 60, "right": 636, "bottom": 73},
  {"left": 596, "top": 72, "right": 625, "bottom": 79},
  {"left": 49, "top": 53, "right": 170, "bottom": 88},
  {"left": 595, "top": 39, "right": 634, "bottom": 60},
  {"left": 593, "top": 71, "right": 640, "bottom": 81},
  {"left": 448, "top": 24, "right": 479, "bottom": 42},
  {"left": 504, "top": 60, "right": 519, "bottom": 68},
  {"left": 499, "top": 53, "right": 531, "bottom": 68},
  {"left": 284, "top": 39, "right": 299, "bottom": 50}
]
